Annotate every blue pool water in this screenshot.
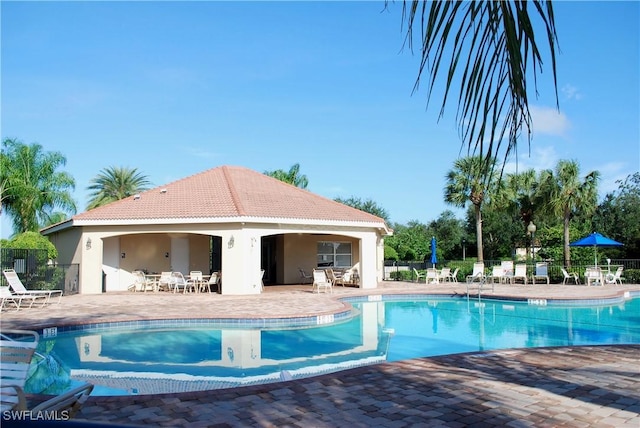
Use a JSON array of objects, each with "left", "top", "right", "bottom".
[{"left": 25, "top": 295, "right": 640, "bottom": 396}]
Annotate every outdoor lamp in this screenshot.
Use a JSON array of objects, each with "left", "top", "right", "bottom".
[
  {"left": 228, "top": 235, "right": 235, "bottom": 249},
  {"left": 527, "top": 221, "right": 537, "bottom": 260},
  {"left": 86, "top": 237, "right": 92, "bottom": 250}
]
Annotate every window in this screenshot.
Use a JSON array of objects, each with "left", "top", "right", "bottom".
[{"left": 317, "top": 242, "right": 352, "bottom": 268}]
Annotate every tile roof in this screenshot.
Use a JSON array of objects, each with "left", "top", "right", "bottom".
[{"left": 72, "top": 165, "right": 386, "bottom": 226}]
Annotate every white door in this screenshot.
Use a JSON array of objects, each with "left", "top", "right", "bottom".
[{"left": 171, "top": 237, "right": 190, "bottom": 274}]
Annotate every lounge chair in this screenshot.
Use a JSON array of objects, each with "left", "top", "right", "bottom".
[
  {"left": 531, "top": 262, "right": 550, "bottom": 285},
  {"left": 3, "top": 269, "right": 62, "bottom": 304},
  {"left": 0, "top": 330, "right": 39, "bottom": 398},
  {"left": 512, "top": 264, "right": 528, "bottom": 285},
  {"left": 0, "top": 287, "right": 47, "bottom": 311},
  {"left": 412, "top": 268, "right": 426, "bottom": 283},
  {"left": 488, "top": 265, "right": 505, "bottom": 284},
  {"left": 298, "top": 268, "right": 313, "bottom": 284},
  {"left": 312, "top": 269, "right": 332, "bottom": 293},
  {"left": 466, "top": 262, "right": 485, "bottom": 283},
  {"left": 2, "top": 382, "right": 94, "bottom": 418},
  {"left": 501, "top": 261, "right": 514, "bottom": 284},
  {"left": 339, "top": 268, "right": 359, "bottom": 287},
  {"left": 1, "top": 329, "right": 93, "bottom": 417},
  {"left": 561, "top": 268, "right": 580, "bottom": 285}
]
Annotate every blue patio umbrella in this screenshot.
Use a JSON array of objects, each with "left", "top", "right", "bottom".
[
  {"left": 569, "top": 232, "right": 623, "bottom": 267},
  {"left": 430, "top": 237, "right": 438, "bottom": 268}
]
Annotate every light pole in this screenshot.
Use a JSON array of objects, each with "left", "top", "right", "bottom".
[
  {"left": 527, "top": 221, "right": 537, "bottom": 262},
  {"left": 462, "top": 238, "right": 466, "bottom": 261}
]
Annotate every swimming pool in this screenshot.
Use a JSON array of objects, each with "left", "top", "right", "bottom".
[{"left": 25, "top": 295, "right": 640, "bottom": 396}]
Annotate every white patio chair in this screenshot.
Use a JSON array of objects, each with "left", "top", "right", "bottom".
[
  {"left": 156, "top": 271, "right": 173, "bottom": 292},
  {"left": 561, "top": 268, "right": 580, "bottom": 285},
  {"left": 438, "top": 267, "right": 452, "bottom": 283},
  {"left": 131, "top": 271, "right": 156, "bottom": 292},
  {"left": 611, "top": 266, "right": 625, "bottom": 285},
  {"left": 312, "top": 269, "right": 332, "bottom": 293},
  {"left": 585, "top": 267, "right": 603, "bottom": 286},
  {"left": 412, "top": 268, "right": 426, "bottom": 283},
  {"left": 426, "top": 268, "right": 439, "bottom": 284},
  {"left": 488, "top": 265, "right": 505, "bottom": 284},
  {"left": 169, "top": 272, "right": 196, "bottom": 293},
  {"left": 3, "top": 269, "right": 62, "bottom": 304},
  {"left": 207, "top": 272, "right": 221, "bottom": 293},
  {"left": 450, "top": 267, "right": 459, "bottom": 283},
  {"left": 298, "top": 268, "right": 313, "bottom": 284}
]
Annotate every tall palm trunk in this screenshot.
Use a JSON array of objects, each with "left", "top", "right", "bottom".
[
  {"left": 475, "top": 204, "right": 484, "bottom": 262},
  {"left": 563, "top": 211, "right": 571, "bottom": 268}
]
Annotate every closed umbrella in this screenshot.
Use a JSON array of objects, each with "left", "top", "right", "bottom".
[
  {"left": 430, "top": 237, "right": 438, "bottom": 268},
  {"left": 569, "top": 232, "right": 623, "bottom": 268}
]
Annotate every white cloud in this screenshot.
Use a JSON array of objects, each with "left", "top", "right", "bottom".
[
  {"left": 503, "top": 145, "right": 559, "bottom": 174},
  {"left": 529, "top": 105, "right": 570, "bottom": 136},
  {"left": 561, "top": 84, "right": 583, "bottom": 101},
  {"left": 596, "top": 161, "right": 629, "bottom": 196}
]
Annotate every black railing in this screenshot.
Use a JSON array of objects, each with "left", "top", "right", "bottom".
[{"left": 1, "top": 248, "right": 79, "bottom": 294}]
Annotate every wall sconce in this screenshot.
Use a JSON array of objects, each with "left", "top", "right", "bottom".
[
  {"left": 165, "top": 252, "right": 170, "bottom": 258},
  {"left": 228, "top": 235, "right": 235, "bottom": 249},
  {"left": 251, "top": 237, "right": 257, "bottom": 248},
  {"left": 121, "top": 252, "right": 126, "bottom": 259},
  {"left": 86, "top": 238, "right": 92, "bottom": 250}
]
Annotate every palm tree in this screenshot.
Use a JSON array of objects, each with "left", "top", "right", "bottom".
[
  {"left": 538, "top": 160, "right": 600, "bottom": 268},
  {"left": 86, "top": 166, "right": 152, "bottom": 210},
  {"left": 444, "top": 156, "right": 498, "bottom": 262},
  {"left": 398, "top": 1, "right": 559, "bottom": 164},
  {"left": 263, "top": 163, "right": 309, "bottom": 189},
  {"left": 0, "top": 138, "right": 76, "bottom": 234}
]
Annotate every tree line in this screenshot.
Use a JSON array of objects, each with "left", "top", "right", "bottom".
[{"left": 2, "top": 138, "right": 638, "bottom": 266}]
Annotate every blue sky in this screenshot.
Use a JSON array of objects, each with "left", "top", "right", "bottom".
[{"left": 2, "top": 1, "right": 639, "bottom": 239}]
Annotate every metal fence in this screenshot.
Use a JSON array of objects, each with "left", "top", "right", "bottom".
[
  {"left": 384, "top": 259, "right": 640, "bottom": 283},
  {"left": 0, "top": 248, "right": 79, "bottom": 294}
]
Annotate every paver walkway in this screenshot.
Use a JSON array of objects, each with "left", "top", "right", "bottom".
[{"left": 2, "top": 281, "right": 639, "bottom": 427}]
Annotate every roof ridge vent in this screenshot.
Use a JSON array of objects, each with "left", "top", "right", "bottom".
[
  {"left": 160, "top": 188, "right": 167, "bottom": 194},
  {"left": 133, "top": 194, "right": 141, "bottom": 200}
]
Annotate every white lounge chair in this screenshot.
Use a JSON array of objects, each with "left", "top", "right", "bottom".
[
  {"left": 0, "top": 287, "right": 46, "bottom": 311},
  {"left": 512, "top": 264, "right": 528, "bottom": 285},
  {"left": 312, "top": 269, "right": 332, "bottom": 293},
  {"left": 488, "top": 265, "right": 505, "bottom": 284},
  {"left": 1, "top": 329, "right": 93, "bottom": 417},
  {"left": 531, "top": 262, "right": 550, "bottom": 284},
  {"left": 3, "top": 269, "right": 62, "bottom": 304},
  {"left": 450, "top": 267, "right": 459, "bottom": 283},
  {"left": 561, "top": 268, "right": 580, "bottom": 285},
  {"left": 466, "top": 262, "right": 485, "bottom": 283}
]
